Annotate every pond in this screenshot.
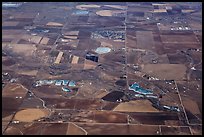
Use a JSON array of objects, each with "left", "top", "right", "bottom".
[
  {"left": 73, "top": 10, "right": 89, "bottom": 15},
  {"left": 95, "top": 47, "right": 111, "bottom": 54},
  {"left": 129, "top": 83, "right": 153, "bottom": 95}
]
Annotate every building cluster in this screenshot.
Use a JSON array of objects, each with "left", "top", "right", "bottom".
[{"left": 33, "top": 80, "right": 76, "bottom": 92}]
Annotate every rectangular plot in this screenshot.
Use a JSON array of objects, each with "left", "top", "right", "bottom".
[
  {"left": 93, "top": 111, "right": 128, "bottom": 123},
  {"left": 40, "top": 37, "right": 50, "bottom": 45},
  {"left": 141, "top": 64, "right": 187, "bottom": 80},
  {"left": 71, "top": 55, "right": 79, "bottom": 64},
  {"left": 31, "top": 36, "right": 42, "bottom": 44},
  {"left": 161, "top": 34, "right": 199, "bottom": 44},
  {"left": 76, "top": 123, "right": 160, "bottom": 135},
  {"left": 74, "top": 99, "right": 103, "bottom": 110},
  {"left": 41, "top": 123, "right": 68, "bottom": 135},
  {"left": 63, "top": 36, "right": 78, "bottom": 39},
  {"left": 63, "top": 31, "right": 79, "bottom": 36},
  {"left": 136, "top": 31, "right": 154, "bottom": 50},
  {"left": 161, "top": 126, "right": 191, "bottom": 135},
  {"left": 2, "top": 21, "right": 19, "bottom": 26},
  {"left": 128, "top": 112, "right": 180, "bottom": 125},
  {"left": 54, "top": 51, "right": 63, "bottom": 64}
]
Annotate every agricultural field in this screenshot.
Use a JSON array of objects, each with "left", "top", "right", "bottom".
[{"left": 2, "top": 2, "right": 202, "bottom": 135}]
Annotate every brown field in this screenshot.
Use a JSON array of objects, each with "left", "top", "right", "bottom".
[
  {"left": 9, "top": 44, "right": 37, "bottom": 56},
  {"left": 127, "top": 50, "right": 141, "bottom": 64},
  {"left": 101, "top": 41, "right": 113, "bottom": 48},
  {"left": 95, "top": 38, "right": 124, "bottom": 48},
  {"left": 2, "top": 42, "right": 9, "bottom": 47},
  {"left": 17, "top": 70, "right": 38, "bottom": 76},
  {"left": 167, "top": 53, "right": 188, "bottom": 64},
  {"left": 2, "top": 83, "right": 28, "bottom": 97},
  {"left": 136, "top": 31, "right": 155, "bottom": 50},
  {"left": 2, "top": 34, "right": 19, "bottom": 39},
  {"left": 2, "top": 111, "right": 14, "bottom": 121},
  {"left": 163, "top": 43, "right": 201, "bottom": 53},
  {"left": 21, "top": 34, "right": 32, "bottom": 40},
  {"left": 41, "top": 123, "right": 68, "bottom": 135},
  {"left": 14, "top": 13, "right": 36, "bottom": 18},
  {"left": 58, "top": 39, "right": 78, "bottom": 48},
  {"left": 83, "top": 59, "right": 97, "bottom": 69},
  {"left": 126, "top": 36, "right": 137, "bottom": 49},
  {"left": 30, "top": 36, "right": 42, "bottom": 44},
  {"left": 113, "top": 100, "right": 159, "bottom": 112},
  {"left": 2, "top": 121, "right": 9, "bottom": 133},
  {"left": 3, "top": 126, "right": 22, "bottom": 135},
  {"left": 2, "top": 57, "right": 16, "bottom": 66},
  {"left": 22, "top": 123, "right": 46, "bottom": 135},
  {"left": 2, "top": 30, "right": 24, "bottom": 35},
  {"left": 188, "top": 20, "right": 202, "bottom": 30},
  {"left": 32, "top": 86, "right": 64, "bottom": 99},
  {"left": 74, "top": 99, "right": 104, "bottom": 110},
  {"left": 176, "top": 81, "right": 202, "bottom": 108},
  {"left": 43, "top": 98, "right": 77, "bottom": 109},
  {"left": 76, "top": 123, "right": 160, "bottom": 135},
  {"left": 164, "top": 120, "right": 180, "bottom": 126},
  {"left": 2, "top": 97, "right": 24, "bottom": 113},
  {"left": 19, "top": 97, "right": 44, "bottom": 109},
  {"left": 127, "top": 112, "right": 181, "bottom": 125},
  {"left": 2, "top": 21, "right": 19, "bottom": 26},
  {"left": 161, "top": 126, "right": 191, "bottom": 135},
  {"left": 94, "top": 90, "right": 109, "bottom": 98},
  {"left": 67, "top": 123, "right": 87, "bottom": 135},
  {"left": 141, "top": 64, "right": 187, "bottom": 80},
  {"left": 70, "top": 111, "right": 95, "bottom": 123},
  {"left": 160, "top": 92, "right": 181, "bottom": 106},
  {"left": 160, "top": 34, "right": 199, "bottom": 44},
  {"left": 190, "top": 125, "right": 202, "bottom": 135},
  {"left": 153, "top": 9, "right": 167, "bottom": 13},
  {"left": 20, "top": 35, "right": 42, "bottom": 44},
  {"left": 181, "top": 97, "right": 201, "bottom": 115},
  {"left": 14, "top": 109, "right": 49, "bottom": 122},
  {"left": 2, "top": 2, "right": 202, "bottom": 135},
  {"left": 98, "top": 71, "right": 117, "bottom": 81},
  {"left": 71, "top": 64, "right": 84, "bottom": 70},
  {"left": 102, "top": 102, "right": 119, "bottom": 111},
  {"left": 93, "top": 110, "right": 128, "bottom": 123}
]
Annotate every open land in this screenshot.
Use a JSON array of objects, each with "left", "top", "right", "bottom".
[{"left": 2, "top": 2, "right": 202, "bottom": 135}]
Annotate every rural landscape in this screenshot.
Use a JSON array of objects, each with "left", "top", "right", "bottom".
[{"left": 2, "top": 2, "right": 202, "bottom": 135}]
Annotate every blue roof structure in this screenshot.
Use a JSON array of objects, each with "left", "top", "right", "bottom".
[
  {"left": 55, "top": 80, "right": 62, "bottom": 86},
  {"left": 62, "top": 80, "right": 69, "bottom": 86},
  {"left": 68, "top": 80, "right": 76, "bottom": 87}
]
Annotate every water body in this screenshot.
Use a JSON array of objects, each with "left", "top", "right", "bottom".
[
  {"left": 95, "top": 47, "right": 111, "bottom": 54},
  {"left": 73, "top": 10, "right": 89, "bottom": 15},
  {"left": 129, "top": 83, "right": 153, "bottom": 95}
]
